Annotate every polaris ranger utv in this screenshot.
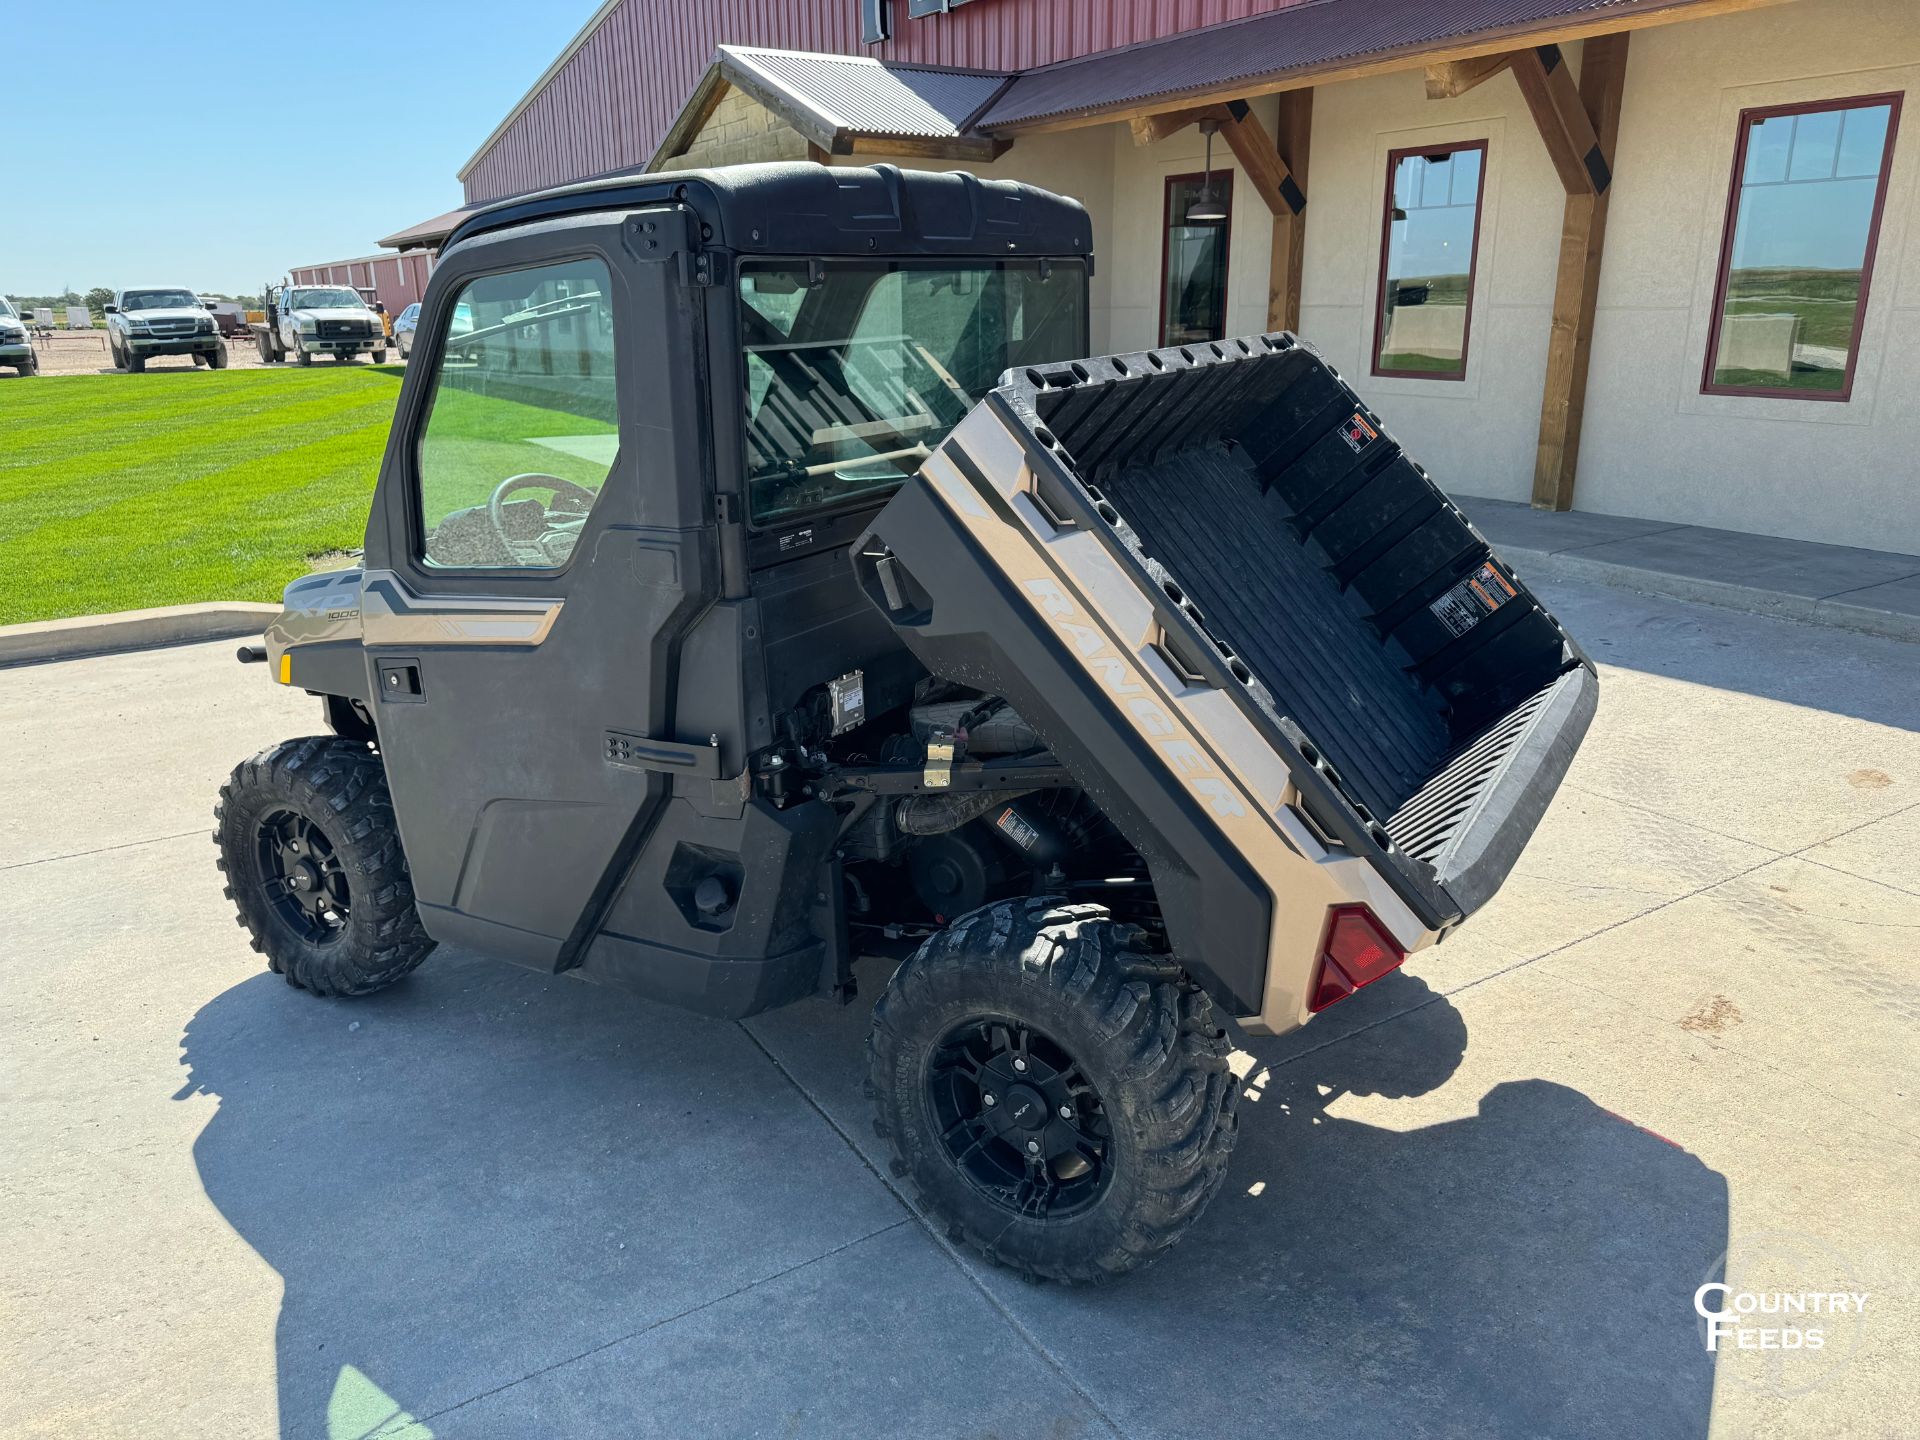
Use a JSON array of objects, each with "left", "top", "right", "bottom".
[{"left": 215, "top": 163, "right": 1595, "bottom": 1282}]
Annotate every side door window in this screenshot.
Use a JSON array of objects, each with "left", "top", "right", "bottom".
[{"left": 416, "top": 257, "right": 618, "bottom": 569}]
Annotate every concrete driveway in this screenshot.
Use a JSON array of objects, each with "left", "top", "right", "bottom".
[{"left": 3, "top": 579, "right": 1915, "bottom": 1439}]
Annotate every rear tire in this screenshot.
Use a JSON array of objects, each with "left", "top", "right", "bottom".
[
  {"left": 215, "top": 736, "right": 435, "bottom": 997},
  {"left": 867, "top": 897, "right": 1239, "bottom": 1283}
]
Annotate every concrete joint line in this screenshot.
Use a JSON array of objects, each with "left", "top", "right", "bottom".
[
  {"left": 415, "top": 1216, "right": 914, "bottom": 1428},
  {"left": 738, "top": 1024, "right": 1133, "bottom": 1440}
]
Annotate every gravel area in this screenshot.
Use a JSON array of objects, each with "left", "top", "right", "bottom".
[{"left": 9, "top": 329, "right": 405, "bottom": 377}]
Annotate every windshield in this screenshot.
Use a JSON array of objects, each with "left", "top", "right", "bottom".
[
  {"left": 289, "top": 288, "right": 365, "bottom": 311},
  {"left": 738, "top": 259, "right": 1087, "bottom": 524},
  {"left": 123, "top": 290, "right": 199, "bottom": 312}
]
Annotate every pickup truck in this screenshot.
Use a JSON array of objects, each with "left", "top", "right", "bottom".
[
  {"left": 106, "top": 287, "right": 228, "bottom": 372},
  {"left": 250, "top": 283, "right": 389, "bottom": 366},
  {"left": 0, "top": 297, "right": 34, "bottom": 375}
]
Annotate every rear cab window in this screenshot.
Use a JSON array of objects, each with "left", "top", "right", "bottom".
[
  {"left": 737, "top": 260, "right": 1087, "bottom": 527},
  {"left": 414, "top": 258, "right": 618, "bottom": 569}
]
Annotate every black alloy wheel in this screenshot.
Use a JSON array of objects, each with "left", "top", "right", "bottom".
[
  {"left": 927, "top": 1017, "right": 1113, "bottom": 1220},
  {"left": 254, "top": 809, "right": 350, "bottom": 943}
]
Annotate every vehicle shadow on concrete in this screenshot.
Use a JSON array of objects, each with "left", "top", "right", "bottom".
[
  {"left": 176, "top": 956, "right": 1729, "bottom": 1440},
  {"left": 979, "top": 970, "right": 1732, "bottom": 1440},
  {"left": 173, "top": 954, "right": 911, "bottom": 1440}
]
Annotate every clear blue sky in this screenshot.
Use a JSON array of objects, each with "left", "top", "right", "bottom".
[{"left": 1, "top": 0, "right": 597, "bottom": 295}]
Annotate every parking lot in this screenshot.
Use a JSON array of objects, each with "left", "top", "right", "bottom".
[
  {"left": 2, "top": 577, "right": 1916, "bottom": 1440},
  {"left": 9, "top": 330, "right": 406, "bottom": 377}
]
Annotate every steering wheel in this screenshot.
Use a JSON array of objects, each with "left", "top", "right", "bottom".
[{"left": 487, "top": 473, "right": 599, "bottom": 567}]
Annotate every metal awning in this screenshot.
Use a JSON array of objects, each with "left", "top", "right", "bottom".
[
  {"left": 974, "top": 0, "right": 1783, "bottom": 132},
  {"left": 377, "top": 206, "right": 478, "bottom": 253},
  {"left": 651, "top": 45, "right": 1011, "bottom": 169}
]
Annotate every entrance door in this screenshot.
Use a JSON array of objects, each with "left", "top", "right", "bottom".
[{"left": 359, "top": 214, "right": 711, "bottom": 969}]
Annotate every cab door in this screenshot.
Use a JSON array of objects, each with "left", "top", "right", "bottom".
[{"left": 359, "top": 210, "right": 716, "bottom": 971}]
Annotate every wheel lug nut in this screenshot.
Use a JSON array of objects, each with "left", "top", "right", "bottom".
[
  {"left": 982, "top": 1093, "right": 996, "bottom": 1106},
  {"left": 1059, "top": 1104, "right": 1073, "bottom": 1119},
  {"left": 1012, "top": 1058, "right": 1027, "bottom": 1072},
  {"left": 1026, "top": 1139, "right": 1041, "bottom": 1154}
]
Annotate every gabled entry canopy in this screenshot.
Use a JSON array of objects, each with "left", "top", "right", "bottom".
[{"left": 650, "top": 45, "right": 1012, "bottom": 169}]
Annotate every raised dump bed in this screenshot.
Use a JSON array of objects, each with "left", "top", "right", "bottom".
[{"left": 858, "top": 332, "right": 1596, "bottom": 1029}]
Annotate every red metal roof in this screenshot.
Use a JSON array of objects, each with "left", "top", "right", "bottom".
[{"left": 460, "top": 1, "right": 1318, "bottom": 202}]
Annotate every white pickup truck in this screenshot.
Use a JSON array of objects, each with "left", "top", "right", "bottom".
[
  {"left": 0, "top": 297, "right": 35, "bottom": 375},
  {"left": 250, "top": 283, "right": 389, "bottom": 366},
  {"left": 105, "top": 287, "right": 228, "bottom": 373}
]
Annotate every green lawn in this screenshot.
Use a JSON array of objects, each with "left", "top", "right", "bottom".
[{"left": 0, "top": 368, "right": 403, "bottom": 625}]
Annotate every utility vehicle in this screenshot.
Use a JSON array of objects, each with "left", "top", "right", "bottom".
[{"left": 216, "top": 163, "right": 1595, "bottom": 1282}]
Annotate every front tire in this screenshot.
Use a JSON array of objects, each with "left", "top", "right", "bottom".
[
  {"left": 297, "top": 348, "right": 313, "bottom": 366},
  {"left": 868, "top": 897, "right": 1239, "bottom": 1283},
  {"left": 372, "top": 347, "right": 388, "bottom": 363},
  {"left": 215, "top": 736, "right": 435, "bottom": 997},
  {"left": 206, "top": 344, "right": 229, "bottom": 369}
]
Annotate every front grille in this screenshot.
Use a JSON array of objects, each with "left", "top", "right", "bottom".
[
  {"left": 144, "top": 318, "right": 196, "bottom": 337},
  {"left": 317, "top": 319, "right": 370, "bottom": 340}
]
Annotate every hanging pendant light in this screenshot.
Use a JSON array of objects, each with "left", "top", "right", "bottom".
[{"left": 1187, "top": 118, "right": 1228, "bottom": 223}]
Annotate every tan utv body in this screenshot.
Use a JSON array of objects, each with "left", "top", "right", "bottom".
[
  {"left": 221, "top": 163, "right": 1593, "bottom": 1283},
  {"left": 854, "top": 336, "right": 1597, "bottom": 1036}
]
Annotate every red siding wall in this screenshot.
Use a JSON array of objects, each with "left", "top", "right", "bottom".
[
  {"left": 461, "top": 0, "right": 1305, "bottom": 202},
  {"left": 289, "top": 253, "right": 434, "bottom": 317}
]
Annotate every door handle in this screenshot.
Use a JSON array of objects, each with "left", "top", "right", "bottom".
[{"left": 376, "top": 659, "right": 425, "bottom": 703}]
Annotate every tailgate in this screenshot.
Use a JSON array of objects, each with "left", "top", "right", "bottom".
[{"left": 855, "top": 334, "right": 1595, "bottom": 1031}]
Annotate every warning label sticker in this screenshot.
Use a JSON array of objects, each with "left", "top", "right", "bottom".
[
  {"left": 1429, "top": 562, "right": 1519, "bottom": 639},
  {"left": 995, "top": 806, "right": 1041, "bottom": 853},
  {"left": 1339, "top": 412, "right": 1379, "bottom": 454}
]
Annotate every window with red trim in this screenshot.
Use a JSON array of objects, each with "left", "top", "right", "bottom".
[
  {"left": 1704, "top": 94, "right": 1902, "bottom": 400},
  {"left": 1374, "top": 141, "right": 1486, "bottom": 380}
]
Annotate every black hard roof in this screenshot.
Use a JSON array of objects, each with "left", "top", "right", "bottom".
[{"left": 444, "top": 162, "right": 1092, "bottom": 261}]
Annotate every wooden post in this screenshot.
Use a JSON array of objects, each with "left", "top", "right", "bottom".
[
  {"left": 1266, "top": 89, "right": 1313, "bottom": 333},
  {"left": 1531, "top": 33, "right": 1628, "bottom": 511}
]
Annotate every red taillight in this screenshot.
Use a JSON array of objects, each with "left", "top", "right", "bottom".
[{"left": 1309, "top": 905, "right": 1407, "bottom": 1012}]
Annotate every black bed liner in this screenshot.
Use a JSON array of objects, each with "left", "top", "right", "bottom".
[{"left": 1012, "top": 334, "right": 1595, "bottom": 919}]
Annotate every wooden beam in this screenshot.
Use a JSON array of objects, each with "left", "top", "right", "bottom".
[
  {"left": 987, "top": 0, "right": 1785, "bottom": 137},
  {"left": 1216, "top": 100, "right": 1306, "bottom": 217},
  {"left": 1266, "top": 89, "right": 1313, "bottom": 333},
  {"left": 842, "top": 133, "right": 1008, "bottom": 162},
  {"left": 1532, "top": 32, "right": 1631, "bottom": 511},
  {"left": 1512, "top": 43, "right": 1610, "bottom": 194},
  {"left": 1129, "top": 105, "right": 1222, "bottom": 146},
  {"left": 648, "top": 68, "right": 730, "bottom": 170},
  {"left": 1425, "top": 53, "right": 1514, "bottom": 99}
]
